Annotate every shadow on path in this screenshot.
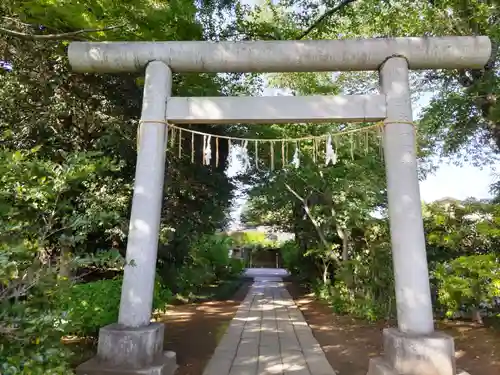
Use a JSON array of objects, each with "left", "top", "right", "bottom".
[
  {"left": 286, "top": 282, "right": 500, "bottom": 375},
  {"left": 159, "top": 280, "right": 252, "bottom": 375}
]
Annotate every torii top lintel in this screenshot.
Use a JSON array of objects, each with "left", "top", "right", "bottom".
[{"left": 67, "top": 36, "right": 492, "bottom": 74}]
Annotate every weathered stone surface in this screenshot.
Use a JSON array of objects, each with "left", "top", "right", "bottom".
[
  {"left": 305, "top": 352, "right": 336, "bottom": 375},
  {"left": 97, "top": 323, "right": 165, "bottom": 368},
  {"left": 201, "top": 271, "right": 337, "bottom": 375},
  {"left": 383, "top": 328, "right": 455, "bottom": 375},
  {"left": 76, "top": 324, "right": 177, "bottom": 375},
  {"left": 367, "top": 357, "right": 397, "bottom": 375},
  {"left": 68, "top": 37, "right": 492, "bottom": 74},
  {"left": 76, "top": 351, "right": 177, "bottom": 375},
  {"left": 365, "top": 329, "right": 460, "bottom": 375},
  {"left": 202, "top": 357, "right": 233, "bottom": 375}
]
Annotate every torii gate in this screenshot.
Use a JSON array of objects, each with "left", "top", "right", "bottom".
[{"left": 69, "top": 37, "right": 492, "bottom": 375}]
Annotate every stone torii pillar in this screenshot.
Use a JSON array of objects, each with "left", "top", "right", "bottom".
[{"left": 67, "top": 37, "right": 492, "bottom": 375}]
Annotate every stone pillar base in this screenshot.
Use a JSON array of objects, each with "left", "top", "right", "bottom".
[
  {"left": 367, "top": 328, "right": 459, "bottom": 375},
  {"left": 76, "top": 323, "right": 177, "bottom": 375}
]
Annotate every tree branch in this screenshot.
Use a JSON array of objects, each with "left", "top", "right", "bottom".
[
  {"left": 284, "top": 183, "right": 330, "bottom": 249},
  {"left": 230, "top": 0, "right": 357, "bottom": 41},
  {"left": 284, "top": 182, "right": 305, "bottom": 202},
  {"left": 0, "top": 24, "right": 123, "bottom": 40},
  {"left": 2, "top": 16, "right": 33, "bottom": 28},
  {"left": 297, "top": 0, "right": 357, "bottom": 40}
]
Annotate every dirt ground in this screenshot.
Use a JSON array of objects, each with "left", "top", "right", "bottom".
[
  {"left": 158, "top": 280, "right": 252, "bottom": 375},
  {"left": 286, "top": 282, "right": 500, "bottom": 375}
]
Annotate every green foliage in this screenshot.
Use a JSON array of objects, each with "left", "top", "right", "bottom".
[
  {"left": 230, "top": 231, "right": 277, "bottom": 253},
  {"left": 1, "top": 0, "right": 240, "bottom": 286},
  {"left": 186, "top": 234, "right": 238, "bottom": 282},
  {"left": 1, "top": 1, "right": 499, "bottom": 373},
  {"left": 298, "top": 201, "right": 500, "bottom": 323},
  {"left": 0, "top": 0, "right": 243, "bottom": 371},
  {"left": 192, "top": 234, "right": 234, "bottom": 279},
  {"left": 55, "top": 278, "right": 121, "bottom": 338},
  {"left": 246, "top": 231, "right": 266, "bottom": 244},
  {"left": 1, "top": 262, "right": 119, "bottom": 375},
  {"left": 0, "top": 149, "right": 130, "bottom": 256},
  {"left": 54, "top": 276, "right": 172, "bottom": 338},
  {"left": 172, "top": 263, "right": 214, "bottom": 294},
  {"left": 1, "top": 343, "right": 73, "bottom": 375},
  {"left": 0, "top": 273, "right": 172, "bottom": 374},
  {"left": 310, "top": 220, "right": 396, "bottom": 322},
  {"left": 279, "top": 241, "right": 303, "bottom": 276},
  {"left": 326, "top": 256, "right": 395, "bottom": 322},
  {"left": 0, "top": 294, "right": 74, "bottom": 375},
  {"left": 229, "top": 258, "right": 246, "bottom": 277},
  {"left": 0, "top": 146, "right": 129, "bottom": 374},
  {"left": 233, "top": 231, "right": 267, "bottom": 245},
  {"left": 9, "top": 0, "right": 201, "bottom": 42},
  {"left": 159, "top": 234, "right": 243, "bottom": 296},
  {"left": 282, "top": 241, "right": 322, "bottom": 282},
  {"left": 424, "top": 199, "right": 500, "bottom": 264},
  {"left": 433, "top": 254, "right": 500, "bottom": 318}
]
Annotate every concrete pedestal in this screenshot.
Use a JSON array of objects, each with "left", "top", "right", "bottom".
[
  {"left": 76, "top": 323, "right": 177, "bottom": 375},
  {"left": 367, "top": 328, "right": 457, "bottom": 375}
]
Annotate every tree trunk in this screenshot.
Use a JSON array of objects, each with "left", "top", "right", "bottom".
[
  {"left": 342, "top": 233, "right": 349, "bottom": 262},
  {"left": 58, "top": 246, "right": 72, "bottom": 279},
  {"left": 285, "top": 183, "right": 330, "bottom": 250},
  {"left": 337, "top": 227, "right": 350, "bottom": 262},
  {"left": 322, "top": 261, "right": 330, "bottom": 284}
]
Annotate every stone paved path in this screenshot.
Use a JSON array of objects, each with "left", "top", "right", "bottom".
[{"left": 202, "top": 270, "right": 337, "bottom": 375}]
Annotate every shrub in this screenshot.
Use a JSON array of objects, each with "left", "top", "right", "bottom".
[
  {"left": 1, "top": 272, "right": 173, "bottom": 374},
  {"left": 0, "top": 272, "right": 73, "bottom": 374},
  {"left": 55, "top": 278, "right": 121, "bottom": 337},
  {"left": 178, "top": 234, "right": 236, "bottom": 289},
  {"left": 279, "top": 241, "right": 302, "bottom": 276},
  {"left": 0, "top": 300, "right": 74, "bottom": 375},
  {"left": 228, "top": 258, "right": 245, "bottom": 277},
  {"left": 279, "top": 241, "right": 317, "bottom": 280},
  {"left": 0, "top": 149, "right": 130, "bottom": 374},
  {"left": 174, "top": 262, "right": 214, "bottom": 293},
  {"left": 195, "top": 234, "right": 234, "bottom": 280},
  {"left": 320, "top": 279, "right": 391, "bottom": 322},
  {"left": 311, "top": 245, "right": 396, "bottom": 322},
  {"left": 433, "top": 254, "right": 500, "bottom": 321},
  {"left": 55, "top": 276, "right": 172, "bottom": 338},
  {"left": 158, "top": 234, "right": 246, "bottom": 296}
]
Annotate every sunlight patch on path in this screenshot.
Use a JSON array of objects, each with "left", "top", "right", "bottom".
[{"left": 202, "top": 269, "right": 337, "bottom": 375}]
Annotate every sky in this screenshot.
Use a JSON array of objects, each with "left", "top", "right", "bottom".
[
  {"left": 413, "top": 94, "right": 496, "bottom": 202},
  {"left": 420, "top": 164, "right": 495, "bottom": 202}
]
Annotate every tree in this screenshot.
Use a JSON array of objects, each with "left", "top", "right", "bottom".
[
  {"left": 280, "top": 1, "right": 498, "bottom": 163},
  {"left": 242, "top": 121, "right": 386, "bottom": 282},
  {"left": 424, "top": 198, "right": 500, "bottom": 264},
  {"left": 434, "top": 254, "right": 500, "bottom": 324},
  {"left": 0, "top": 1, "right": 252, "bottom": 371},
  {"left": 0, "top": 0, "right": 248, "bottom": 266}
]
